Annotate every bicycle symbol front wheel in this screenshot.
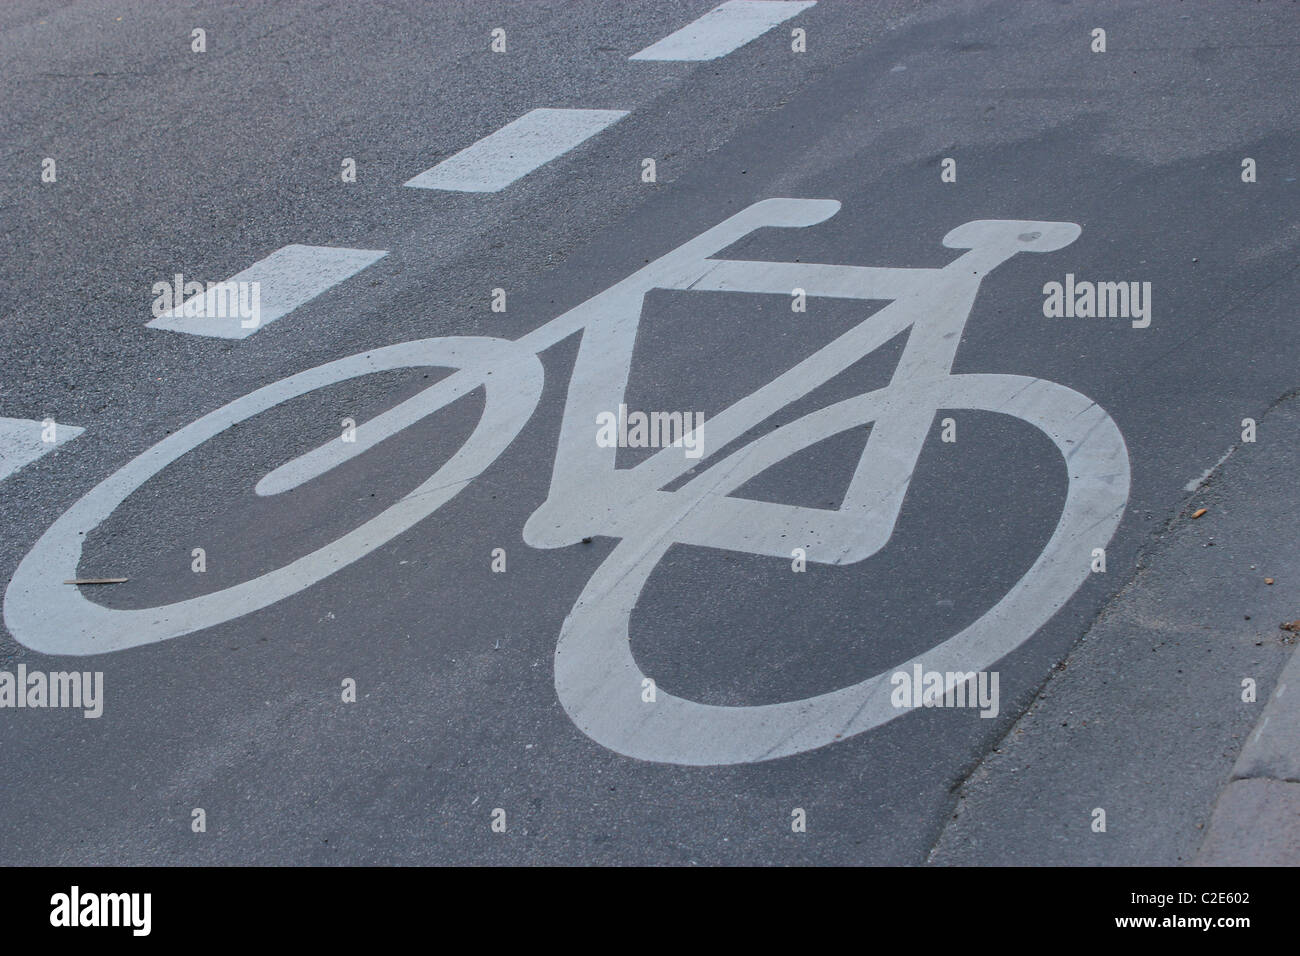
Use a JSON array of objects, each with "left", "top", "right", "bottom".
[
  {"left": 4, "top": 336, "right": 544, "bottom": 655},
  {"left": 553, "top": 373, "right": 1130, "bottom": 765}
]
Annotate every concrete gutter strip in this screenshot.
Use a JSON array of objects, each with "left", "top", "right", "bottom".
[{"left": 1195, "top": 641, "right": 1300, "bottom": 865}]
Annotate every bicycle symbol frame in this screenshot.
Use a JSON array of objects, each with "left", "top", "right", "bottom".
[{"left": 4, "top": 198, "right": 1130, "bottom": 765}]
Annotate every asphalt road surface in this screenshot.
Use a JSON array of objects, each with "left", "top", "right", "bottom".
[{"left": 0, "top": 1, "right": 1296, "bottom": 865}]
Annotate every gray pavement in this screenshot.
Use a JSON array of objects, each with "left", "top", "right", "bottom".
[{"left": 0, "top": 1, "right": 1296, "bottom": 865}]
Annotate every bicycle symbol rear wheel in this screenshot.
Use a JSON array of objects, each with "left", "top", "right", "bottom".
[{"left": 3, "top": 337, "right": 543, "bottom": 655}]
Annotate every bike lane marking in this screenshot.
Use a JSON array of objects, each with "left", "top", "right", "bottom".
[
  {"left": 4, "top": 201, "right": 1130, "bottom": 769},
  {"left": 0, "top": 417, "right": 84, "bottom": 483},
  {"left": 404, "top": 108, "right": 629, "bottom": 193},
  {"left": 630, "top": 0, "right": 816, "bottom": 62},
  {"left": 146, "top": 244, "right": 388, "bottom": 340}
]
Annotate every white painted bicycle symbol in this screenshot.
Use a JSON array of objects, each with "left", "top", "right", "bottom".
[{"left": 4, "top": 199, "right": 1129, "bottom": 765}]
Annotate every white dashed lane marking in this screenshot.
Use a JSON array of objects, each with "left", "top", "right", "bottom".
[
  {"left": 0, "top": 417, "right": 84, "bottom": 483},
  {"left": 630, "top": 0, "right": 815, "bottom": 62},
  {"left": 146, "top": 245, "right": 388, "bottom": 340},
  {"left": 403, "top": 108, "right": 629, "bottom": 193}
]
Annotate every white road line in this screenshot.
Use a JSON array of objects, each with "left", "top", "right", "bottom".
[
  {"left": 0, "top": 417, "right": 84, "bottom": 483},
  {"left": 1253, "top": 716, "right": 1270, "bottom": 744},
  {"left": 1184, "top": 446, "right": 1235, "bottom": 492},
  {"left": 1233, "top": 652, "right": 1300, "bottom": 780},
  {"left": 147, "top": 245, "right": 388, "bottom": 340},
  {"left": 630, "top": 0, "right": 815, "bottom": 62},
  {"left": 403, "top": 108, "right": 628, "bottom": 193}
]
